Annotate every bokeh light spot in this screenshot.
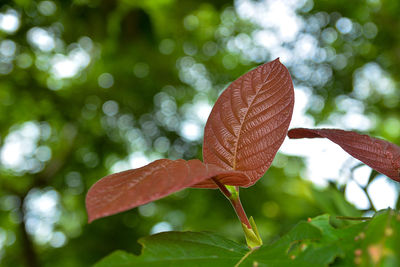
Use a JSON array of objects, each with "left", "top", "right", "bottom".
[{"left": 98, "top": 73, "right": 114, "bottom": 88}]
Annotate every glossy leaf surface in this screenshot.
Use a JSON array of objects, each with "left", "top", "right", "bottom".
[
  {"left": 288, "top": 128, "right": 400, "bottom": 182},
  {"left": 86, "top": 159, "right": 250, "bottom": 222},
  {"left": 96, "top": 210, "right": 400, "bottom": 266},
  {"left": 200, "top": 58, "right": 295, "bottom": 188}
]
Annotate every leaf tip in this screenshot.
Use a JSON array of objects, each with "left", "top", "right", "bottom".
[
  {"left": 87, "top": 215, "right": 94, "bottom": 224},
  {"left": 270, "top": 57, "right": 282, "bottom": 67}
]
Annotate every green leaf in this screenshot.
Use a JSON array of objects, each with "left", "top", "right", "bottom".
[
  {"left": 95, "top": 210, "right": 400, "bottom": 267},
  {"left": 94, "top": 222, "right": 332, "bottom": 267},
  {"left": 347, "top": 209, "right": 400, "bottom": 266},
  {"left": 242, "top": 221, "right": 338, "bottom": 267},
  {"left": 94, "top": 231, "right": 248, "bottom": 267},
  {"left": 94, "top": 250, "right": 137, "bottom": 267},
  {"left": 307, "top": 210, "right": 400, "bottom": 266}
]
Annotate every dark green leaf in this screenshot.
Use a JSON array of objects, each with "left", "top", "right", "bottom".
[
  {"left": 95, "top": 210, "right": 400, "bottom": 267},
  {"left": 94, "top": 231, "right": 248, "bottom": 267}
]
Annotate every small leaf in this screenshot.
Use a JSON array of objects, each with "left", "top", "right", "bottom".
[
  {"left": 86, "top": 159, "right": 250, "bottom": 222},
  {"left": 241, "top": 218, "right": 263, "bottom": 249},
  {"left": 288, "top": 128, "right": 400, "bottom": 182},
  {"left": 199, "top": 58, "right": 295, "bottom": 188}
]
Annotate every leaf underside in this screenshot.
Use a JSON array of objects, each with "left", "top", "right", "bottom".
[
  {"left": 95, "top": 209, "right": 400, "bottom": 267},
  {"left": 288, "top": 128, "right": 400, "bottom": 182},
  {"left": 197, "top": 58, "right": 295, "bottom": 188},
  {"left": 86, "top": 159, "right": 250, "bottom": 222}
]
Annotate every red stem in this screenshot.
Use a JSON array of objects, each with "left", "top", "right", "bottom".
[
  {"left": 212, "top": 178, "right": 232, "bottom": 197},
  {"left": 230, "top": 196, "right": 251, "bottom": 228},
  {"left": 212, "top": 178, "right": 251, "bottom": 229}
]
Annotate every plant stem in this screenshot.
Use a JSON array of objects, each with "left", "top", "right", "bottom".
[
  {"left": 212, "top": 177, "right": 232, "bottom": 198},
  {"left": 212, "top": 178, "right": 251, "bottom": 228},
  {"left": 352, "top": 177, "right": 377, "bottom": 212},
  {"left": 229, "top": 194, "right": 251, "bottom": 228},
  {"left": 212, "top": 178, "right": 262, "bottom": 249},
  {"left": 363, "top": 187, "right": 377, "bottom": 212}
]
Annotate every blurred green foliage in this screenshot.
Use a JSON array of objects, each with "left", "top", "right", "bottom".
[{"left": 0, "top": 0, "right": 399, "bottom": 266}]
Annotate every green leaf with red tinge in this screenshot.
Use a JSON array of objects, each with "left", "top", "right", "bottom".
[
  {"left": 196, "top": 58, "right": 295, "bottom": 188},
  {"left": 86, "top": 159, "right": 250, "bottom": 222},
  {"left": 288, "top": 128, "right": 400, "bottom": 182}
]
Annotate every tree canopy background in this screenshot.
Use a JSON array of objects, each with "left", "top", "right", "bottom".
[{"left": 0, "top": 0, "right": 399, "bottom": 266}]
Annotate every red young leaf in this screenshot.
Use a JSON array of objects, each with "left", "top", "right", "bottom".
[
  {"left": 288, "top": 128, "right": 400, "bottom": 182},
  {"left": 198, "top": 58, "right": 295, "bottom": 188},
  {"left": 86, "top": 159, "right": 250, "bottom": 222}
]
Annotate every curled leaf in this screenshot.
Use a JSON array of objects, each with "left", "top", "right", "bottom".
[
  {"left": 86, "top": 159, "right": 250, "bottom": 222},
  {"left": 288, "top": 128, "right": 400, "bottom": 182},
  {"left": 199, "top": 58, "right": 295, "bottom": 188}
]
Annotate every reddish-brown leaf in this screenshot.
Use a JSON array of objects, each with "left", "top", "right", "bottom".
[
  {"left": 199, "top": 58, "right": 295, "bottom": 188},
  {"left": 86, "top": 159, "right": 250, "bottom": 222},
  {"left": 288, "top": 128, "right": 400, "bottom": 182}
]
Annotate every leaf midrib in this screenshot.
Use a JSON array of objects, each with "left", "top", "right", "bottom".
[{"left": 231, "top": 63, "right": 277, "bottom": 170}]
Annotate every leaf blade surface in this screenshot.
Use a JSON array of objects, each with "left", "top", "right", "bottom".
[
  {"left": 201, "top": 58, "right": 295, "bottom": 188},
  {"left": 94, "top": 210, "right": 400, "bottom": 266},
  {"left": 288, "top": 128, "right": 400, "bottom": 181},
  {"left": 94, "top": 231, "right": 248, "bottom": 267},
  {"left": 86, "top": 159, "right": 250, "bottom": 222}
]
